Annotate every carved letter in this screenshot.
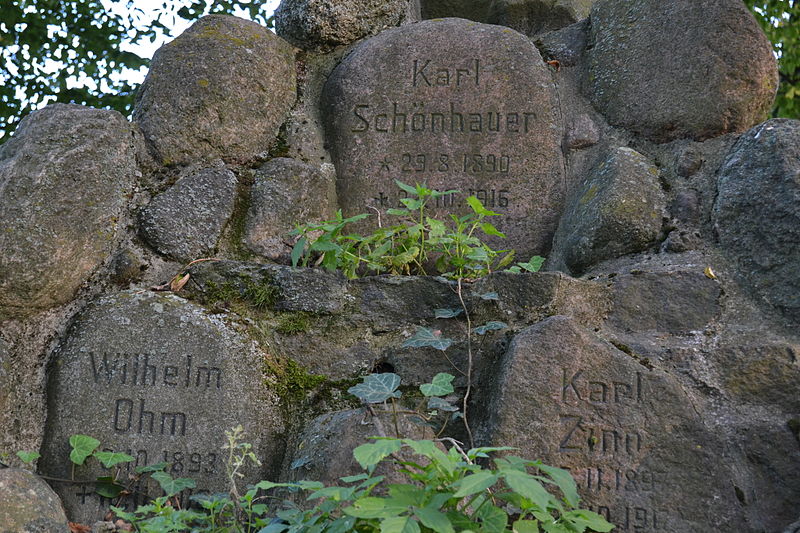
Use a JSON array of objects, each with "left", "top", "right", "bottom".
[{"left": 413, "top": 59, "right": 431, "bottom": 87}]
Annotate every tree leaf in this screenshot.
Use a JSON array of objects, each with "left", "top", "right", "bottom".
[
  {"left": 150, "top": 471, "right": 196, "bottom": 497},
  {"left": 453, "top": 471, "right": 498, "bottom": 498},
  {"left": 475, "top": 503, "right": 507, "bottom": 533},
  {"left": 69, "top": 435, "right": 100, "bottom": 466},
  {"left": 474, "top": 321, "right": 508, "bottom": 335},
  {"left": 434, "top": 308, "right": 463, "bottom": 319},
  {"left": 343, "top": 497, "right": 407, "bottom": 519},
  {"left": 415, "top": 506, "right": 455, "bottom": 533},
  {"left": 420, "top": 373, "right": 455, "bottom": 397},
  {"left": 94, "top": 476, "right": 124, "bottom": 499},
  {"left": 480, "top": 222, "right": 506, "bottom": 238},
  {"left": 394, "top": 180, "right": 418, "bottom": 195},
  {"left": 348, "top": 373, "right": 402, "bottom": 403},
  {"left": 512, "top": 519, "right": 540, "bottom": 533},
  {"left": 502, "top": 470, "right": 557, "bottom": 512},
  {"left": 291, "top": 236, "right": 307, "bottom": 267},
  {"left": 535, "top": 463, "right": 580, "bottom": 509},
  {"left": 561, "top": 510, "right": 614, "bottom": 532},
  {"left": 93, "top": 451, "right": 134, "bottom": 469},
  {"left": 402, "top": 327, "right": 453, "bottom": 351},
  {"left": 353, "top": 439, "right": 403, "bottom": 470},
  {"left": 380, "top": 516, "right": 421, "bottom": 533}
]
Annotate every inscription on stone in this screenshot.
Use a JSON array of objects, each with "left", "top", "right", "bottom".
[
  {"left": 323, "top": 19, "right": 565, "bottom": 260},
  {"left": 41, "top": 292, "right": 281, "bottom": 523},
  {"left": 479, "top": 316, "right": 746, "bottom": 532}
]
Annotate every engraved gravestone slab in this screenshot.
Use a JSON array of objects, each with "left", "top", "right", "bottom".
[
  {"left": 323, "top": 18, "right": 565, "bottom": 260},
  {"left": 478, "top": 316, "right": 745, "bottom": 532},
  {"left": 41, "top": 291, "right": 282, "bottom": 523}
]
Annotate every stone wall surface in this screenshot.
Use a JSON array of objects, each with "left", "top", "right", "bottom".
[{"left": 0, "top": 4, "right": 797, "bottom": 532}]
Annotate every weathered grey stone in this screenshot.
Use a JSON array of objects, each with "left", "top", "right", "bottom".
[
  {"left": 133, "top": 15, "right": 296, "bottom": 166},
  {"left": 477, "top": 315, "right": 745, "bottom": 531},
  {"left": 785, "top": 517, "right": 800, "bottom": 533},
  {"left": 244, "top": 158, "right": 337, "bottom": 261},
  {"left": 138, "top": 163, "right": 238, "bottom": 262},
  {"left": 565, "top": 113, "right": 600, "bottom": 149},
  {"left": 0, "top": 104, "right": 138, "bottom": 319},
  {"left": 281, "top": 408, "right": 434, "bottom": 488},
  {"left": 488, "top": 0, "right": 593, "bottom": 37},
  {"left": 0, "top": 468, "right": 69, "bottom": 533},
  {"left": 534, "top": 18, "right": 588, "bottom": 67},
  {"left": 713, "top": 119, "right": 800, "bottom": 321},
  {"left": 41, "top": 291, "right": 282, "bottom": 524},
  {"left": 586, "top": 0, "right": 778, "bottom": 143},
  {"left": 420, "top": 0, "right": 490, "bottom": 21},
  {"left": 323, "top": 18, "right": 565, "bottom": 260},
  {"left": 549, "top": 147, "right": 666, "bottom": 275},
  {"left": 608, "top": 270, "right": 721, "bottom": 336},
  {"left": 276, "top": 0, "right": 420, "bottom": 50}
]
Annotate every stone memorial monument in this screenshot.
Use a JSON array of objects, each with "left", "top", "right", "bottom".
[{"left": 0, "top": 0, "right": 798, "bottom": 531}]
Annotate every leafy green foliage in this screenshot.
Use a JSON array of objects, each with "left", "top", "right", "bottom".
[
  {"left": 744, "top": 0, "right": 800, "bottom": 118},
  {"left": 68, "top": 434, "right": 100, "bottom": 465},
  {"left": 0, "top": 0, "right": 276, "bottom": 142},
  {"left": 291, "top": 180, "right": 544, "bottom": 280},
  {"left": 15, "top": 450, "right": 41, "bottom": 464},
  {"left": 402, "top": 327, "right": 454, "bottom": 351},
  {"left": 419, "top": 373, "right": 455, "bottom": 397},
  {"left": 347, "top": 373, "right": 403, "bottom": 403}
]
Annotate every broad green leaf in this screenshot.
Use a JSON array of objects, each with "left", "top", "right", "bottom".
[
  {"left": 344, "top": 497, "right": 407, "bottom": 519},
  {"left": 403, "top": 327, "right": 453, "bottom": 351},
  {"left": 310, "top": 240, "right": 340, "bottom": 252},
  {"left": 93, "top": 451, "right": 134, "bottom": 468},
  {"left": 502, "top": 470, "right": 555, "bottom": 512},
  {"left": 420, "top": 373, "right": 455, "bottom": 397},
  {"left": 480, "top": 222, "right": 506, "bottom": 238},
  {"left": 15, "top": 451, "right": 40, "bottom": 464},
  {"left": 453, "top": 471, "right": 498, "bottom": 498},
  {"left": 258, "top": 523, "right": 289, "bottom": 533},
  {"left": 512, "top": 519, "right": 541, "bottom": 533},
  {"left": 151, "top": 471, "right": 196, "bottom": 497},
  {"left": 291, "top": 236, "right": 307, "bottom": 267},
  {"left": 427, "top": 397, "right": 459, "bottom": 412},
  {"left": 395, "top": 180, "right": 418, "bottom": 195},
  {"left": 415, "top": 506, "right": 455, "bottom": 533},
  {"left": 402, "top": 439, "right": 452, "bottom": 472},
  {"left": 388, "top": 484, "right": 426, "bottom": 507},
  {"left": 466, "top": 247, "right": 490, "bottom": 263},
  {"left": 467, "top": 446, "right": 517, "bottom": 460},
  {"left": 434, "top": 308, "right": 463, "bottom": 319},
  {"left": 353, "top": 439, "right": 403, "bottom": 470},
  {"left": 400, "top": 198, "right": 424, "bottom": 211},
  {"left": 135, "top": 461, "right": 168, "bottom": 474},
  {"left": 341, "top": 473, "right": 370, "bottom": 483},
  {"left": 475, "top": 503, "right": 507, "bottom": 533},
  {"left": 535, "top": 463, "right": 580, "bottom": 509},
  {"left": 496, "top": 251, "right": 516, "bottom": 269},
  {"left": 324, "top": 516, "right": 357, "bottom": 533},
  {"left": 561, "top": 510, "right": 614, "bottom": 532},
  {"left": 541, "top": 523, "right": 571, "bottom": 533},
  {"left": 308, "top": 486, "right": 354, "bottom": 501},
  {"left": 513, "top": 256, "right": 545, "bottom": 273},
  {"left": 69, "top": 435, "right": 100, "bottom": 466},
  {"left": 348, "top": 373, "right": 402, "bottom": 403},
  {"left": 387, "top": 208, "right": 411, "bottom": 216},
  {"left": 474, "top": 321, "right": 508, "bottom": 335},
  {"left": 381, "top": 516, "right": 421, "bottom": 533},
  {"left": 94, "top": 476, "right": 124, "bottom": 499}
]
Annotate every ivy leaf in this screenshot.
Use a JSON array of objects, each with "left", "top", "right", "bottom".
[
  {"left": 474, "top": 321, "right": 508, "bottom": 335},
  {"left": 93, "top": 451, "right": 134, "bottom": 469},
  {"left": 15, "top": 451, "right": 40, "bottom": 464},
  {"left": 420, "top": 373, "right": 455, "bottom": 397},
  {"left": 348, "top": 373, "right": 402, "bottom": 404},
  {"left": 95, "top": 476, "right": 125, "bottom": 498},
  {"left": 427, "top": 397, "right": 459, "bottom": 412},
  {"left": 387, "top": 208, "right": 411, "bottom": 216},
  {"left": 69, "top": 435, "right": 100, "bottom": 466},
  {"left": 478, "top": 291, "right": 500, "bottom": 301},
  {"left": 151, "top": 471, "right": 196, "bottom": 497},
  {"left": 502, "top": 470, "right": 557, "bottom": 513},
  {"left": 476, "top": 503, "right": 508, "bottom": 533},
  {"left": 434, "top": 308, "right": 463, "bottom": 319},
  {"left": 402, "top": 327, "right": 453, "bottom": 351}
]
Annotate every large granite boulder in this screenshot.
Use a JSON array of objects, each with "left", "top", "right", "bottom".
[
  {"left": 138, "top": 163, "right": 238, "bottom": 262},
  {"left": 323, "top": 18, "right": 565, "bottom": 260},
  {"left": 477, "top": 315, "right": 746, "bottom": 531},
  {"left": 488, "top": 0, "right": 594, "bottom": 37},
  {"left": 420, "top": 0, "right": 490, "bottom": 21},
  {"left": 40, "top": 291, "right": 283, "bottom": 524},
  {"left": 0, "top": 468, "right": 69, "bottom": 533},
  {"left": 244, "top": 158, "right": 337, "bottom": 261},
  {"left": 0, "top": 104, "right": 139, "bottom": 319},
  {"left": 713, "top": 119, "right": 800, "bottom": 321},
  {"left": 586, "top": 0, "right": 778, "bottom": 143},
  {"left": 549, "top": 147, "right": 666, "bottom": 275},
  {"left": 133, "top": 15, "right": 296, "bottom": 166},
  {"left": 276, "top": 0, "right": 420, "bottom": 50}
]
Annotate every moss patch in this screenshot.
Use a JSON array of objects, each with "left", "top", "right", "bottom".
[{"left": 275, "top": 312, "right": 312, "bottom": 335}]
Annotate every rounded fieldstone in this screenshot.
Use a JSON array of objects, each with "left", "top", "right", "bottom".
[
  {"left": 549, "top": 147, "right": 666, "bottom": 275},
  {"left": 133, "top": 15, "right": 297, "bottom": 166},
  {"left": 586, "top": 0, "right": 778, "bottom": 143},
  {"left": 488, "top": 0, "right": 594, "bottom": 37},
  {"left": 0, "top": 104, "right": 139, "bottom": 318},
  {"left": 713, "top": 119, "right": 800, "bottom": 321},
  {"left": 276, "top": 0, "right": 419, "bottom": 50},
  {"left": 138, "top": 163, "right": 238, "bottom": 262},
  {"left": 0, "top": 468, "right": 69, "bottom": 533},
  {"left": 420, "top": 0, "right": 490, "bottom": 21}
]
